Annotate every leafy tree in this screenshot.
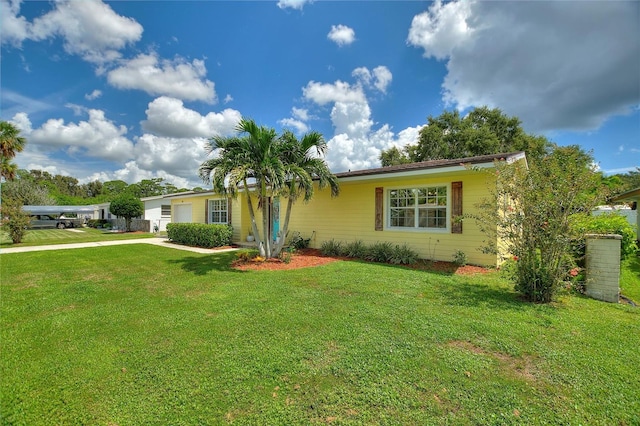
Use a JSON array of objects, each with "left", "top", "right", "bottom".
[
  {"left": 109, "top": 193, "right": 143, "bottom": 232},
  {"left": 103, "top": 180, "right": 129, "bottom": 197},
  {"left": 0, "top": 120, "right": 27, "bottom": 181},
  {"left": 274, "top": 130, "right": 340, "bottom": 255},
  {"left": 0, "top": 198, "right": 31, "bottom": 243},
  {"left": 380, "top": 107, "right": 551, "bottom": 166},
  {"left": 0, "top": 177, "right": 56, "bottom": 205},
  {"left": 470, "top": 145, "right": 604, "bottom": 303},
  {"left": 199, "top": 118, "right": 339, "bottom": 259}
]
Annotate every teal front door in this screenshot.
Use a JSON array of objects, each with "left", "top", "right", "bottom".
[{"left": 271, "top": 197, "right": 280, "bottom": 241}]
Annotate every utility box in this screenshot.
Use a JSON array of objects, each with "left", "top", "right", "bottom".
[{"left": 585, "top": 234, "right": 621, "bottom": 303}]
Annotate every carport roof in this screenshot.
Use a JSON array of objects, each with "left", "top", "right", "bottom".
[{"left": 23, "top": 205, "right": 98, "bottom": 214}]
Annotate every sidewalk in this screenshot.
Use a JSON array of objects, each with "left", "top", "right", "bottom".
[{"left": 0, "top": 237, "right": 238, "bottom": 255}]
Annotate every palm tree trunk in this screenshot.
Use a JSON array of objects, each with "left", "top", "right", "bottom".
[
  {"left": 261, "top": 181, "right": 272, "bottom": 258},
  {"left": 272, "top": 193, "right": 294, "bottom": 257},
  {"left": 244, "top": 180, "right": 265, "bottom": 257}
]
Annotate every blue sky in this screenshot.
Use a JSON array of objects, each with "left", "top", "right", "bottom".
[{"left": 1, "top": 0, "right": 639, "bottom": 189}]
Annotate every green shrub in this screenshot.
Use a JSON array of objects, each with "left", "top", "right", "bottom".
[
  {"left": 569, "top": 213, "right": 637, "bottom": 261},
  {"left": 343, "top": 240, "right": 367, "bottom": 258},
  {"left": 0, "top": 199, "right": 30, "bottom": 243},
  {"left": 236, "top": 249, "right": 259, "bottom": 262},
  {"left": 166, "top": 223, "right": 233, "bottom": 248},
  {"left": 365, "top": 241, "right": 394, "bottom": 263},
  {"left": 288, "top": 231, "right": 310, "bottom": 249},
  {"left": 389, "top": 244, "right": 419, "bottom": 265},
  {"left": 86, "top": 219, "right": 109, "bottom": 228},
  {"left": 452, "top": 250, "right": 468, "bottom": 266},
  {"left": 320, "top": 239, "right": 342, "bottom": 256}
]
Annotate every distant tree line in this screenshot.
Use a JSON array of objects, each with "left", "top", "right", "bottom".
[{"left": 1, "top": 169, "right": 200, "bottom": 206}]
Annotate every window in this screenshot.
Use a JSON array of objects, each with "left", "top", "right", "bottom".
[
  {"left": 161, "top": 205, "right": 171, "bottom": 217},
  {"left": 388, "top": 186, "right": 447, "bottom": 229},
  {"left": 208, "top": 199, "right": 228, "bottom": 224}
]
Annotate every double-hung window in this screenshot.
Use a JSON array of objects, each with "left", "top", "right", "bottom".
[
  {"left": 208, "top": 199, "right": 228, "bottom": 224},
  {"left": 389, "top": 186, "right": 447, "bottom": 230}
]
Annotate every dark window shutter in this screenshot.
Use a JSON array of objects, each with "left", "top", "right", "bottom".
[
  {"left": 451, "top": 181, "right": 462, "bottom": 234},
  {"left": 375, "top": 187, "right": 383, "bottom": 231},
  {"left": 204, "top": 199, "right": 209, "bottom": 224},
  {"left": 227, "top": 198, "right": 232, "bottom": 225}
]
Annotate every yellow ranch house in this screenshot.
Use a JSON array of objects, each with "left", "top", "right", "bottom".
[{"left": 165, "top": 152, "right": 527, "bottom": 267}]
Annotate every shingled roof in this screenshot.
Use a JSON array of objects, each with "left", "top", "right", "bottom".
[{"left": 334, "top": 151, "right": 526, "bottom": 179}]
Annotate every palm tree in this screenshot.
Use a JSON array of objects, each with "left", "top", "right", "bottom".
[
  {"left": 272, "top": 130, "right": 339, "bottom": 256},
  {"left": 1, "top": 120, "right": 27, "bottom": 181},
  {"left": 199, "top": 118, "right": 339, "bottom": 259},
  {"left": 199, "top": 118, "right": 287, "bottom": 258}
]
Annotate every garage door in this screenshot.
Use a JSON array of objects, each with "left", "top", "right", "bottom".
[{"left": 173, "top": 204, "right": 192, "bottom": 223}]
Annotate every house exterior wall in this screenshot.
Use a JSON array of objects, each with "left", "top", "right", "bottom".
[
  {"left": 286, "top": 169, "right": 496, "bottom": 266},
  {"left": 170, "top": 194, "right": 242, "bottom": 242},
  {"left": 143, "top": 198, "right": 172, "bottom": 232}
]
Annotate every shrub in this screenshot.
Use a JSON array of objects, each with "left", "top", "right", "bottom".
[
  {"left": 288, "top": 231, "right": 310, "bottom": 249},
  {"left": 569, "top": 213, "right": 637, "bottom": 262},
  {"left": 452, "top": 250, "right": 468, "bottom": 266},
  {"left": 389, "top": 243, "right": 419, "bottom": 265},
  {"left": 87, "top": 219, "right": 109, "bottom": 228},
  {"left": 236, "top": 249, "right": 259, "bottom": 262},
  {"left": 365, "top": 241, "right": 394, "bottom": 263},
  {"left": 343, "top": 240, "right": 367, "bottom": 258},
  {"left": 320, "top": 239, "right": 342, "bottom": 256},
  {"left": 0, "top": 199, "right": 30, "bottom": 243},
  {"left": 166, "top": 223, "right": 233, "bottom": 248},
  {"left": 109, "top": 194, "right": 144, "bottom": 232}
]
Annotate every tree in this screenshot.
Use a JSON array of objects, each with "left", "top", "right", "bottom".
[
  {"left": 1, "top": 121, "right": 27, "bottom": 180},
  {"left": 0, "top": 177, "right": 56, "bottom": 205},
  {"left": 199, "top": 118, "right": 339, "bottom": 259},
  {"left": 380, "top": 107, "right": 551, "bottom": 166},
  {"left": 109, "top": 193, "right": 143, "bottom": 232},
  {"left": 470, "top": 145, "right": 604, "bottom": 303},
  {"left": 0, "top": 198, "right": 31, "bottom": 243},
  {"left": 274, "top": 130, "right": 340, "bottom": 256}
]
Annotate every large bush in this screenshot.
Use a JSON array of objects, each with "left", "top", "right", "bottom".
[
  {"left": 569, "top": 213, "right": 637, "bottom": 261},
  {"left": 166, "top": 223, "right": 233, "bottom": 248},
  {"left": 109, "top": 194, "right": 143, "bottom": 232}
]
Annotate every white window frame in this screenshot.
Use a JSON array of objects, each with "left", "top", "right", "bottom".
[
  {"left": 386, "top": 184, "right": 450, "bottom": 232},
  {"left": 208, "top": 199, "right": 228, "bottom": 224}
]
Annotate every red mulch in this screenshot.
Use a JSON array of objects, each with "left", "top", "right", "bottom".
[{"left": 232, "top": 248, "right": 492, "bottom": 275}]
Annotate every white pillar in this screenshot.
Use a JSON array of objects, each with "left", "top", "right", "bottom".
[{"left": 585, "top": 234, "right": 621, "bottom": 303}]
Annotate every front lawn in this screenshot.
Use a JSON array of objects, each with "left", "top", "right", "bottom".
[
  {"left": 1, "top": 245, "right": 639, "bottom": 425},
  {"left": 0, "top": 228, "right": 155, "bottom": 248}
]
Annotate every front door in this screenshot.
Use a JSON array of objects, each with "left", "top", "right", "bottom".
[{"left": 271, "top": 197, "right": 280, "bottom": 242}]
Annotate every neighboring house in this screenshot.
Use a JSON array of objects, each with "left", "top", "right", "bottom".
[
  {"left": 141, "top": 195, "right": 172, "bottom": 232},
  {"left": 167, "top": 152, "right": 527, "bottom": 266},
  {"left": 612, "top": 187, "right": 640, "bottom": 239}
]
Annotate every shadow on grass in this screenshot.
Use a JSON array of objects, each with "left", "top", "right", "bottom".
[
  {"left": 626, "top": 255, "right": 640, "bottom": 279},
  {"left": 167, "top": 252, "right": 240, "bottom": 275},
  {"left": 441, "top": 280, "right": 530, "bottom": 311}
]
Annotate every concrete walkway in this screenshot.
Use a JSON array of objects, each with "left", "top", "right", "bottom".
[{"left": 0, "top": 237, "right": 238, "bottom": 255}]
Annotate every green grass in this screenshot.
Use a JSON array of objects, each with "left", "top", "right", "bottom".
[
  {"left": 621, "top": 255, "right": 640, "bottom": 304},
  {"left": 1, "top": 246, "right": 639, "bottom": 425},
  {"left": 0, "top": 228, "right": 155, "bottom": 248}
]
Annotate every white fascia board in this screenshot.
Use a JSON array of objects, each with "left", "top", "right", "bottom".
[{"left": 337, "top": 161, "right": 497, "bottom": 183}]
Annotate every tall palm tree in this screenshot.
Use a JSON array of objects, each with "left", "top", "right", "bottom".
[
  {"left": 199, "top": 118, "right": 287, "bottom": 258},
  {"left": 272, "top": 130, "right": 340, "bottom": 256},
  {"left": 1, "top": 120, "right": 27, "bottom": 181}
]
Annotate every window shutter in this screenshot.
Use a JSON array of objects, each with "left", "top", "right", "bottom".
[
  {"left": 375, "top": 187, "right": 383, "bottom": 231},
  {"left": 227, "top": 198, "right": 232, "bottom": 225},
  {"left": 204, "top": 199, "right": 209, "bottom": 224},
  {"left": 451, "top": 181, "right": 462, "bottom": 234}
]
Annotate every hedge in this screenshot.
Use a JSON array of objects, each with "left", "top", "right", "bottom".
[
  {"left": 166, "top": 223, "right": 233, "bottom": 248},
  {"left": 569, "top": 213, "right": 638, "bottom": 261}
]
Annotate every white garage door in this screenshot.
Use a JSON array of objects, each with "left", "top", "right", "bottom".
[{"left": 173, "top": 204, "right": 192, "bottom": 223}]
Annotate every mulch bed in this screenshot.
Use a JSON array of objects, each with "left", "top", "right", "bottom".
[{"left": 232, "top": 248, "right": 492, "bottom": 275}]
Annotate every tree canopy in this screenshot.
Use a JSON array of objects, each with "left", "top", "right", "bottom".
[
  {"left": 380, "top": 107, "right": 551, "bottom": 166},
  {"left": 1, "top": 120, "right": 27, "bottom": 181},
  {"left": 199, "top": 118, "right": 339, "bottom": 259},
  {"left": 109, "top": 193, "right": 144, "bottom": 232}
]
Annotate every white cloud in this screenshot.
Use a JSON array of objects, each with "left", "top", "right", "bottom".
[
  {"left": 111, "top": 160, "right": 193, "bottom": 189},
  {"left": 28, "top": 109, "right": 135, "bottom": 162},
  {"left": 292, "top": 107, "right": 309, "bottom": 121},
  {"left": 302, "top": 80, "right": 366, "bottom": 106},
  {"left": 223, "top": 94, "right": 233, "bottom": 104},
  {"left": 85, "top": 89, "right": 102, "bottom": 100},
  {"left": 408, "top": 0, "right": 640, "bottom": 132},
  {"left": 327, "top": 24, "right": 356, "bottom": 46},
  {"left": 10, "top": 112, "right": 32, "bottom": 134},
  {"left": 131, "top": 134, "right": 207, "bottom": 180},
  {"left": 29, "top": 0, "right": 143, "bottom": 64},
  {"left": 279, "top": 118, "right": 309, "bottom": 135},
  {"left": 352, "top": 66, "right": 393, "bottom": 94},
  {"left": 277, "top": 0, "right": 311, "bottom": 11},
  {"left": 0, "top": 0, "right": 30, "bottom": 46},
  {"left": 107, "top": 53, "right": 216, "bottom": 103},
  {"left": 141, "top": 96, "right": 241, "bottom": 138}
]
